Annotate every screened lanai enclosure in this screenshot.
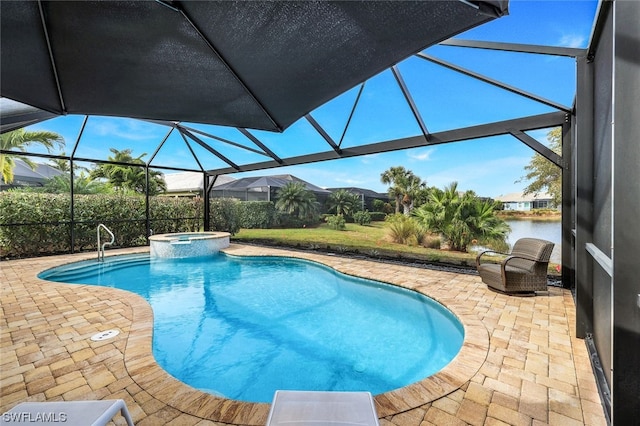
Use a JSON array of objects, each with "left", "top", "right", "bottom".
[{"left": 1, "top": 0, "right": 638, "bottom": 423}]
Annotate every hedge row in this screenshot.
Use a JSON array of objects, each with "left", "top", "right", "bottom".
[
  {"left": 235, "top": 201, "right": 277, "bottom": 229},
  {"left": 210, "top": 199, "right": 325, "bottom": 232},
  {"left": 369, "top": 211, "right": 387, "bottom": 222},
  {"left": 0, "top": 193, "right": 289, "bottom": 257},
  {"left": 1, "top": 192, "right": 389, "bottom": 258},
  {"left": 0, "top": 192, "right": 206, "bottom": 258}
]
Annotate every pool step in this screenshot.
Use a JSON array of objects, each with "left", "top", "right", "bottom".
[{"left": 39, "top": 255, "right": 149, "bottom": 282}]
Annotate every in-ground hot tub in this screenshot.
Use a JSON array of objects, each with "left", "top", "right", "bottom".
[{"left": 149, "top": 232, "right": 230, "bottom": 258}]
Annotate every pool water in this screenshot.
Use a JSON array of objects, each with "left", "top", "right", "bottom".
[{"left": 40, "top": 254, "right": 464, "bottom": 403}]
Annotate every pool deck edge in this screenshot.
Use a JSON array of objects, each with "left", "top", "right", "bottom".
[{"left": 1, "top": 244, "right": 606, "bottom": 426}]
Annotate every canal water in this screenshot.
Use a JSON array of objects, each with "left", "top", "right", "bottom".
[
  {"left": 504, "top": 219, "right": 562, "bottom": 264},
  {"left": 471, "top": 219, "right": 562, "bottom": 264}
]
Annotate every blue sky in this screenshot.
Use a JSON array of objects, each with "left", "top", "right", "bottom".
[{"left": 25, "top": 0, "right": 599, "bottom": 198}]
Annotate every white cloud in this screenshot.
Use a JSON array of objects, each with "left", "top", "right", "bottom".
[
  {"left": 91, "top": 119, "right": 162, "bottom": 141},
  {"left": 558, "top": 33, "right": 586, "bottom": 48},
  {"left": 335, "top": 177, "right": 366, "bottom": 186},
  {"left": 360, "top": 153, "right": 381, "bottom": 164},
  {"left": 407, "top": 148, "right": 435, "bottom": 161}
]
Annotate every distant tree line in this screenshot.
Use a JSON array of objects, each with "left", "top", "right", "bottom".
[{"left": 1, "top": 127, "right": 562, "bottom": 255}]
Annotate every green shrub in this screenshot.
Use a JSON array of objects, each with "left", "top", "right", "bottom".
[
  {"left": 369, "top": 212, "right": 386, "bottom": 222},
  {"left": 150, "top": 196, "right": 202, "bottom": 235},
  {"left": 236, "top": 201, "right": 276, "bottom": 229},
  {"left": 0, "top": 192, "right": 71, "bottom": 256},
  {"left": 413, "top": 182, "right": 509, "bottom": 252},
  {"left": 326, "top": 214, "right": 346, "bottom": 230},
  {"left": 353, "top": 210, "right": 372, "bottom": 226},
  {"left": 73, "top": 193, "right": 147, "bottom": 250},
  {"left": 413, "top": 223, "right": 428, "bottom": 246},
  {"left": 0, "top": 192, "right": 203, "bottom": 258},
  {"left": 385, "top": 213, "right": 416, "bottom": 244},
  {"left": 276, "top": 212, "right": 320, "bottom": 228},
  {"left": 372, "top": 199, "right": 386, "bottom": 212},
  {"left": 423, "top": 235, "right": 442, "bottom": 249},
  {"left": 208, "top": 198, "right": 240, "bottom": 235}
]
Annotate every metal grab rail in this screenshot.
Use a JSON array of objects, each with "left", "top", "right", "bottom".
[{"left": 97, "top": 224, "right": 115, "bottom": 262}]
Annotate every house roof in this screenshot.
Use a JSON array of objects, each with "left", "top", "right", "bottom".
[
  {"left": 212, "top": 174, "right": 330, "bottom": 194},
  {"left": 2, "top": 159, "right": 64, "bottom": 184},
  {"left": 164, "top": 172, "right": 235, "bottom": 193},
  {"left": 495, "top": 192, "right": 552, "bottom": 202}
]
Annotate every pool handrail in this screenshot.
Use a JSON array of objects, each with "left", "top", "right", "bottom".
[{"left": 97, "top": 223, "right": 115, "bottom": 262}]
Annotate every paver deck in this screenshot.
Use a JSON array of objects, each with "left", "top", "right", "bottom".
[{"left": 1, "top": 245, "right": 606, "bottom": 425}]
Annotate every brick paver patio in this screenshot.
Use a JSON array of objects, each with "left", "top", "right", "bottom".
[{"left": 1, "top": 245, "right": 606, "bottom": 425}]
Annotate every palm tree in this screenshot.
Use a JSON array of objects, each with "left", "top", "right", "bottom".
[
  {"left": 47, "top": 152, "right": 89, "bottom": 174},
  {"left": 401, "top": 173, "right": 426, "bottom": 215},
  {"left": 0, "top": 129, "right": 64, "bottom": 184},
  {"left": 380, "top": 166, "right": 425, "bottom": 215},
  {"left": 469, "top": 198, "right": 511, "bottom": 252},
  {"left": 275, "top": 182, "right": 318, "bottom": 219},
  {"left": 48, "top": 154, "right": 71, "bottom": 173},
  {"left": 327, "top": 189, "right": 359, "bottom": 217},
  {"left": 413, "top": 182, "right": 509, "bottom": 252},
  {"left": 381, "top": 166, "right": 406, "bottom": 214},
  {"left": 90, "top": 148, "right": 166, "bottom": 195},
  {"left": 44, "top": 172, "right": 112, "bottom": 194}
]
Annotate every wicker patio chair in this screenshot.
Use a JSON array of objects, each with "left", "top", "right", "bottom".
[{"left": 476, "top": 238, "right": 555, "bottom": 294}]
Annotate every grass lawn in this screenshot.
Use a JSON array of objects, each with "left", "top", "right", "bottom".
[
  {"left": 233, "top": 221, "right": 562, "bottom": 276},
  {"left": 233, "top": 221, "right": 483, "bottom": 268}
]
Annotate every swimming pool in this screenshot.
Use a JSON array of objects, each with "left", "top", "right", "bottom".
[{"left": 40, "top": 253, "right": 464, "bottom": 403}]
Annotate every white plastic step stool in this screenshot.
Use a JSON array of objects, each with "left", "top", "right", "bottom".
[{"left": 266, "top": 391, "right": 380, "bottom": 426}]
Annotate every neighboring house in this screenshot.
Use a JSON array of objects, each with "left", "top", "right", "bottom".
[
  {"left": 326, "top": 187, "right": 389, "bottom": 211},
  {"left": 495, "top": 192, "right": 555, "bottom": 211},
  {"left": 211, "top": 174, "right": 331, "bottom": 204},
  {"left": 0, "top": 159, "right": 64, "bottom": 190},
  {"left": 162, "top": 172, "right": 235, "bottom": 197}
]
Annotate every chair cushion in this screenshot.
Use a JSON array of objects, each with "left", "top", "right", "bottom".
[{"left": 511, "top": 238, "right": 554, "bottom": 262}]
